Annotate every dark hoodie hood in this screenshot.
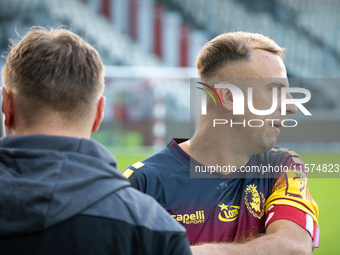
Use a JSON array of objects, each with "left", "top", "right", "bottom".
[{"left": 0, "top": 135, "right": 130, "bottom": 237}]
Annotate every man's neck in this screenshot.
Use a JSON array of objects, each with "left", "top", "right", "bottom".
[
  {"left": 6, "top": 123, "right": 91, "bottom": 139},
  {"left": 180, "top": 119, "right": 252, "bottom": 175}
]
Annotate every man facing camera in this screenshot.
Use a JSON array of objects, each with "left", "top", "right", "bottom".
[
  {"left": 0, "top": 27, "right": 191, "bottom": 255},
  {"left": 123, "top": 32, "right": 320, "bottom": 255}
]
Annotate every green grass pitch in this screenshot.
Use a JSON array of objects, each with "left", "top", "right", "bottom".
[
  {"left": 299, "top": 153, "right": 340, "bottom": 255},
  {"left": 114, "top": 150, "right": 340, "bottom": 254}
]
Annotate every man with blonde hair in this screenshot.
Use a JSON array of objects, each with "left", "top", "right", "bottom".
[
  {"left": 123, "top": 32, "right": 319, "bottom": 254},
  {"left": 0, "top": 27, "right": 191, "bottom": 255}
]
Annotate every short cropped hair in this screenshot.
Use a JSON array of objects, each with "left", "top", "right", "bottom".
[
  {"left": 196, "top": 31, "right": 285, "bottom": 78},
  {"left": 2, "top": 27, "right": 104, "bottom": 122}
]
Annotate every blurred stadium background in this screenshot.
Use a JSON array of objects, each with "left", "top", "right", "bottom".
[{"left": 0, "top": 0, "right": 339, "bottom": 253}]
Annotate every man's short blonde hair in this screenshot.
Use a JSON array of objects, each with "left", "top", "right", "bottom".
[
  {"left": 2, "top": 27, "right": 104, "bottom": 123},
  {"left": 196, "top": 31, "right": 285, "bottom": 78}
]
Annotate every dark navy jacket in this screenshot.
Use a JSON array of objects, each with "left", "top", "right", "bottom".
[{"left": 0, "top": 135, "right": 191, "bottom": 255}]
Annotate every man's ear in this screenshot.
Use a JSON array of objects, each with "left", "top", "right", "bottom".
[
  {"left": 216, "top": 82, "right": 233, "bottom": 112},
  {"left": 91, "top": 96, "right": 106, "bottom": 133},
  {"left": 1, "top": 87, "right": 14, "bottom": 127}
]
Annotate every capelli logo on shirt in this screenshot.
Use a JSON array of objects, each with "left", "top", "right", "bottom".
[
  {"left": 218, "top": 204, "right": 240, "bottom": 222},
  {"left": 171, "top": 210, "right": 205, "bottom": 224}
]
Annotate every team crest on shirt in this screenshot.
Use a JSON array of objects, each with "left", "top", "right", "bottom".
[{"left": 244, "top": 184, "right": 265, "bottom": 219}]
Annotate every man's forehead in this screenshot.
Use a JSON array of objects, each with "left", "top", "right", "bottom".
[
  {"left": 261, "top": 79, "right": 290, "bottom": 88},
  {"left": 215, "top": 49, "right": 286, "bottom": 79},
  {"left": 230, "top": 78, "right": 289, "bottom": 89},
  {"left": 250, "top": 48, "right": 283, "bottom": 63},
  {"left": 245, "top": 49, "right": 287, "bottom": 79}
]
